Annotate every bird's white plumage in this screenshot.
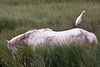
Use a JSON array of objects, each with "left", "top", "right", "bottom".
[{"left": 75, "top": 10, "right": 86, "bottom": 27}]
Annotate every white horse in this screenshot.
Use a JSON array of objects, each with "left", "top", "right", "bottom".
[{"left": 7, "top": 28, "right": 98, "bottom": 58}]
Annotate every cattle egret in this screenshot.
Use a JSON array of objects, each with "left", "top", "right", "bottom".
[{"left": 75, "top": 10, "right": 86, "bottom": 27}]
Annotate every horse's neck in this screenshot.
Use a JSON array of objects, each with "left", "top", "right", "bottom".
[{"left": 11, "top": 34, "right": 27, "bottom": 46}]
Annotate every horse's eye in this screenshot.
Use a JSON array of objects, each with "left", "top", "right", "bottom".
[{"left": 9, "top": 49, "right": 12, "bottom": 52}]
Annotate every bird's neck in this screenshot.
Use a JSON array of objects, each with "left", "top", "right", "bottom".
[{"left": 79, "top": 12, "right": 84, "bottom": 18}]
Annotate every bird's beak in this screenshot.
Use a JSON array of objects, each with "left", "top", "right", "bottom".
[{"left": 84, "top": 11, "right": 86, "bottom": 13}]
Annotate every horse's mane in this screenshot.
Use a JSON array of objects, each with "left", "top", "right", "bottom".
[{"left": 9, "top": 31, "right": 32, "bottom": 46}]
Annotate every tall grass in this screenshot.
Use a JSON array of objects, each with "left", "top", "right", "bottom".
[
  {"left": 0, "top": 1, "right": 100, "bottom": 67},
  {"left": 0, "top": 0, "right": 99, "bottom": 5},
  {"left": 0, "top": 44, "right": 100, "bottom": 67}
]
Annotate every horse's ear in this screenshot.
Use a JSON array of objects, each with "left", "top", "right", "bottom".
[{"left": 6, "top": 40, "right": 9, "bottom": 43}]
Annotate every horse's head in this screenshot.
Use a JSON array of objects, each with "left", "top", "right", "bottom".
[{"left": 7, "top": 40, "right": 18, "bottom": 57}]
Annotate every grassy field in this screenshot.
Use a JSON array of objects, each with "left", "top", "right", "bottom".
[{"left": 0, "top": 1, "right": 100, "bottom": 67}]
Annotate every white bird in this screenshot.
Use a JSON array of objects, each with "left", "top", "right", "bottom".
[{"left": 75, "top": 10, "right": 86, "bottom": 27}]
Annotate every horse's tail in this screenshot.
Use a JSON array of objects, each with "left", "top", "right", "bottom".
[{"left": 91, "top": 33, "right": 98, "bottom": 44}]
